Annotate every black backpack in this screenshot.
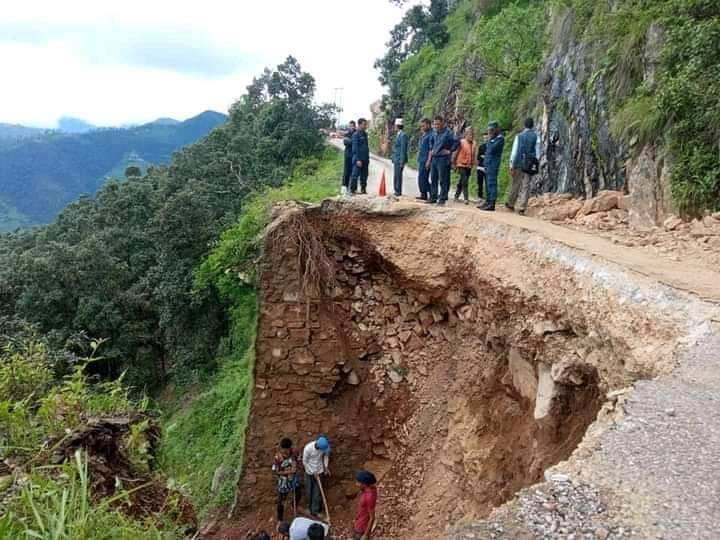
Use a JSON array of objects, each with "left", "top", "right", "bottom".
[
  {"left": 520, "top": 130, "right": 540, "bottom": 175},
  {"left": 522, "top": 154, "right": 539, "bottom": 176}
]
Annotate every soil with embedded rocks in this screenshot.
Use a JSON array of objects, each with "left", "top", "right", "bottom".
[
  {"left": 526, "top": 191, "right": 720, "bottom": 272},
  {"left": 207, "top": 202, "right": 680, "bottom": 539}
]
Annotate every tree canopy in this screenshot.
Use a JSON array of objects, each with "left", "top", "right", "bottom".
[{"left": 0, "top": 56, "right": 332, "bottom": 389}]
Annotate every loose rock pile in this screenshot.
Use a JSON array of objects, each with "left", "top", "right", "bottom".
[
  {"left": 450, "top": 475, "right": 634, "bottom": 539},
  {"left": 527, "top": 191, "right": 720, "bottom": 270},
  {"left": 526, "top": 191, "right": 630, "bottom": 229}
]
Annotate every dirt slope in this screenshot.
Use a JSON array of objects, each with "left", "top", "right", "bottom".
[{"left": 205, "top": 195, "right": 720, "bottom": 539}]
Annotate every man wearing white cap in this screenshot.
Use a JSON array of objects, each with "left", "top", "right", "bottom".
[{"left": 391, "top": 118, "right": 409, "bottom": 197}]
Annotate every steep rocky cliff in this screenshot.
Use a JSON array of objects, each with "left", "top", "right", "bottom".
[
  {"left": 375, "top": 0, "right": 719, "bottom": 225},
  {"left": 536, "top": 9, "right": 671, "bottom": 227}
]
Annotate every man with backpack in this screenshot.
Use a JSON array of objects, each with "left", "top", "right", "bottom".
[
  {"left": 272, "top": 438, "right": 303, "bottom": 522},
  {"left": 507, "top": 117, "right": 541, "bottom": 215}
]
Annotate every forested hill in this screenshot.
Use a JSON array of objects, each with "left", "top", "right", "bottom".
[
  {"left": 374, "top": 0, "right": 719, "bottom": 223},
  {"left": 0, "top": 56, "right": 330, "bottom": 391},
  {"left": 0, "top": 110, "right": 227, "bottom": 230}
]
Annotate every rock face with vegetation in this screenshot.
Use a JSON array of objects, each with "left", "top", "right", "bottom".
[{"left": 374, "top": 0, "right": 720, "bottom": 223}]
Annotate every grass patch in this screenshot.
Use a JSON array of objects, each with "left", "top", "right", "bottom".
[
  {"left": 159, "top": 146, "right": 343, "bottom": 517},
  {"left": 5, "top": 451, "right": 169, "bottom": 540}
]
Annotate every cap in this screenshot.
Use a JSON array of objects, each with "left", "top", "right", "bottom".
[
  {"left": 316, "top": 436, "right": 331, "bottom": 453},
  {"left": 395, "top": 118, "right": 404, "bottom": 127},
  {"left": 487, "top": 121, "right": 499, "bottom": 130},
  {"left": 356, "top": 469, "right": 377, "bottom": 486}
]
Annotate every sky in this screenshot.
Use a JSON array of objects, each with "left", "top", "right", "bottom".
[{"left": 0, "top": 0, "right": 408, "bottom": 128}]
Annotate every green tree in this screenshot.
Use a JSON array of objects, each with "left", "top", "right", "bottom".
[
  {"left": 124, "top": 165, "right": 142, "bottom": 178},
  {"left": 0, "top": 56, "right": 331, "bottom": 388}
]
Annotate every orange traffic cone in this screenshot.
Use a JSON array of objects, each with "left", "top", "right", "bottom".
[{"left": 378, "top": 170, "right": 387, "bottom": 197}]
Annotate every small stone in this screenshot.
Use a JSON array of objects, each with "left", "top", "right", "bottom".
[
  {"left": 663, "top": 215, "right": 683, "bottom": 231},
  {"left": 417, "top": 365, "right": 428, "bottom": 377},
  {"left": 665, "top": 407, "right": 676, "bottom": 417},
  {"left": 388, "top": 370, "right": 404, "bottom": 384},
  {"left": 347, "top": 370, "right": 360, "bottom": 386},
  {"left": 446, "top": 290, "right": 465, "bottom": 309},
  {"left": 595, "top": 527, "right": 609, "bottom": 539}
]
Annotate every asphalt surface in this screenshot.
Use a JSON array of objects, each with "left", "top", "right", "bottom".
[{"left": 586, "top": 334, "right": 720, "bottom": 538}]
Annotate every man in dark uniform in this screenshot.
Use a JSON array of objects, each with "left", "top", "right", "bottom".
[
  {"left": 427, "top": 115, "right": 459, "bottom": 205},
  {"left": 416, "top": 118, "right": 433, "bottom": 201},
  {"left": 478, "top": 121, "right": 504, "bottom": 211},
  {"left": 342, "top": 120, "right": 356, "bottom": 191},
  {"left": 391, "top": 118, "right": 409, "bottom": 197},
  {"left": 351, "top": 118, "right": 370, "bottom": 194},
  {"left": 476, "top": 132, "right": 488, "bottom": 201}
]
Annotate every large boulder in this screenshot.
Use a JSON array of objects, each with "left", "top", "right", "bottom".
[
  {"left": 534, "top": 363, "right": 560, "bottom": 423},
  {"left": 508, "top": 348, "right": 537, "bottom": 401},
  {"left": 576, "top": 190, "right": 621, "bottom": 217}
]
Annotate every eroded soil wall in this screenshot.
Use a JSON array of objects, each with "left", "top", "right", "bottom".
[{"left": 233, "top": 202, "right": 678, "bottom": 539}]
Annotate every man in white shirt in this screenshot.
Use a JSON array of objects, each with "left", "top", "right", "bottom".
[
  {"left": 302, "top": 436, "right": 331, "bottom": 517},
  {"left": 508, "top": 117, "right": 542, "bottom": 215},
  {"left": 278, "top": 517, "right": 329, "bottom": 540}
]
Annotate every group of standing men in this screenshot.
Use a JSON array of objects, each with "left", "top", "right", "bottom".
[
  {"left": 258, "top": 435, "right": 378, "bottom": 540},
  {"left": 342, "top": 115, "right": 541, "bottom": 214}
]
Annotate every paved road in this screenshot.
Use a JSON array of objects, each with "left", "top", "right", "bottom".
[
  {"left": 330, "top": 137, "right": 421, "bottom": 198},
  {"left": 329, "top": 139, "right": 720, "bottom": 303}
]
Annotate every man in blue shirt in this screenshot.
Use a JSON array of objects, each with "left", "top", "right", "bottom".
[
  {"left": 351, "top": 118, "right": 370, "bottom": 195},
  {"left": 416, "top": 118, "right": 433, "bottom": 201},
  {"left": 426, "top": 115, "right": 459, "bottom": 205},
  {"left": 508, "top": 117, "right": 541, "bottom": 215},
  {"left": 478, "top": 121, "right": 505, "bottom": 211},
  {"left": 391, "top": 118, "right": 409, "bottom": 197}
]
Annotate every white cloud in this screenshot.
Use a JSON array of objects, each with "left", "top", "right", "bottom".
[{"left": 0, "top": 0, "right": 406, "bottom": 127}]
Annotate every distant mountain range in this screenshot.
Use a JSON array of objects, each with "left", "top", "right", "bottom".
[
  {"left": 56, "top": 116, "right": 97, "bottom": 134},
  {"left": 0, "top": 123, "right": 49, "bottom": 141},
  {"left": 0, "top": 111, "right": 227, "bottom": 231}
]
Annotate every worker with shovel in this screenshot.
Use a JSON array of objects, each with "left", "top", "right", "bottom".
[
  {"left": 272, "top": 437, "right": 302, "bottom": 522},
  {"left": 302, "top": 435, "right": 331, "bottom": 519}
]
